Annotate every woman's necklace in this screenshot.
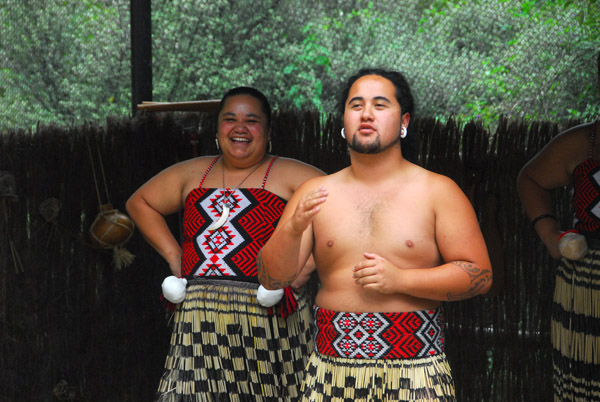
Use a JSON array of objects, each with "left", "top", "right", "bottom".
[{"left": 207, "top": 156, "right": 268, "bottom": 231}]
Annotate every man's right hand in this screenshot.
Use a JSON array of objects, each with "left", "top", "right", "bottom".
[{"left": 289, "top": 186, "right": 328, "bottom": 234}]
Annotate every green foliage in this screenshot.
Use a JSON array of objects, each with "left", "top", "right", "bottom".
[
  {"left": 0, "top": 0, "right": 131, "bottom": 130},
  {"left": 283, "top": 22, "right": 333, "bottom": 112},
  {"left": 1, "top": 0, "right": 598, "bottom": 131}
]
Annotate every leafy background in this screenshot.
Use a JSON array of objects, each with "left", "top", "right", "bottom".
[{"left": 1, "top": 0, "right": 599, "bottom": 132}]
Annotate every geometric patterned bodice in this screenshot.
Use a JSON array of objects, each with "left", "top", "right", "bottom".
[
  {"left": 180, "top": 155, "right": 286, "bottom": 282},
  {"left": 573, "top": 122, "right": 600, "bottom": 236}
]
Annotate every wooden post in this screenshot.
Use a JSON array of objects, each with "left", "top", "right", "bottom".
[{"left": 130, "top": 0, "right": 152, "bottom": 117}]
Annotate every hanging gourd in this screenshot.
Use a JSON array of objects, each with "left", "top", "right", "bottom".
[
  {"left": 89, "top": 203, "right": 135, "bottom": 249},
  {"left": 86, "top": 134, "right": 135, "bottom": 269}
]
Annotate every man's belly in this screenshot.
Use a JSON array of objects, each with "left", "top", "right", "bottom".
[{"left": 314, "top": 270, "right": 441, "bottom": 313}]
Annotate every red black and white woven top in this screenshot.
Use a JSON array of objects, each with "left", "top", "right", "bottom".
[
  {"left": 180, "top": 155, "right": 286, "bottom": 282},
  {"left": 573, "top": 121, "right": 600, "bottom": 237}
]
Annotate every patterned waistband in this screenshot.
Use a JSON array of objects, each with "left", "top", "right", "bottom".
[
  {"left": 314, "top": 307, "right": 445, "bottom": 360},
  {"left": 187, "top": 278, "right": 259, "bottom": 289}
]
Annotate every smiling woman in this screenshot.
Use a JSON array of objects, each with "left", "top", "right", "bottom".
[
  {"left": 216, "top": 89, "right": 272, "bottom": 167},
  {"left": 126, "top": 86, "right": 325, "bottom": 401}
]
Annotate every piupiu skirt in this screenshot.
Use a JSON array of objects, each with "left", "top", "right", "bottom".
[
  {"left": 300, "top": 307, "right": 455, "bottom": 402},
  {"left": 155, "top": 279, "right": 314, "bottom": 402},
  {"left": 552, "top": 248, "right": 600, "bottom": 401}
]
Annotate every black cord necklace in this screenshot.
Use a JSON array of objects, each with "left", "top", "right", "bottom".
[{"left": 207, "top": 155, "right": 268, "bottom": 231}]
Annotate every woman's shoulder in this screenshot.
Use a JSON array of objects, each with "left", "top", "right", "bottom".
[
  {"left": 519, "top": 121, "right": 596, "bottom": 181},
  {"left": 272, "top": 156, "right": 325, "bottom": 177},
  {"left": 274, "top": 155, "right": 322, "bottom": 168},
  {"left": 560, "top": 121, "right": 596, "bottom": 133},
  {"left": 265, "top": 156, "right": 326, "bottom": 199},
  {"left": 164, "top": 155, "right": 219, "bottom": 170},
  {"left": 539, "top": 122, "right": 593, "bottom": 163},
  {"left": 154, "top": 155, "right": 220, "bottom": 187},
  {"left": 551, "top": 121, "right": 595, "bottom": 146}
]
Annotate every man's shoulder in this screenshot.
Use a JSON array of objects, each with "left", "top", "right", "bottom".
[
  {"left": 404, "top": 163, "right": 455, "bottom": 184},
  {"left": 417, "top": 167, "right": 462, "bottom": 193}
]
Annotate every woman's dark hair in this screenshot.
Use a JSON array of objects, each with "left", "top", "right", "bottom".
[
  {"left": 217, "top": 86, "right": 272, "bottom": 128},
  {"left": 339, "top": 68, "right": 418, "bottom": 163}
]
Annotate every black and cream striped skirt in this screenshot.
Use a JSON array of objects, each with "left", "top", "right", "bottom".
[
  {"left": 155, "top": 279, "right": 314, "bottom": 402},
  {"left": 552, "top": 248, "right": 600, "bottom": 401}
]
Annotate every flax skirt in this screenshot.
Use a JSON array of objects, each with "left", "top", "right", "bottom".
[
  {"left": 552, "top": 248, "right": 600, "bottom": 401},
  {"left": 155, "top": 279, "right": 314, "bottom": 402},
  {"left": 300, "top": 352, "right": 455, "bottom": 402}
]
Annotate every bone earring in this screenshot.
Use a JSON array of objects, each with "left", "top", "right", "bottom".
[
  {"left": 268, "top": 140, "right": 272, "bottom": 153},
  {"left": 215, "top": 138, "right": 220, "bottom": 150},
  {"left": 400, "top": 127, "right": 407, "bottom": 139},
  {"left": 341, "top": 128, "right": 346, "bottom": 139}
]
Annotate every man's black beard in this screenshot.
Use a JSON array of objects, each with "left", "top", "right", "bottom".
[{"left": 348, "top": 133, "right": 401, "bottom": 154}]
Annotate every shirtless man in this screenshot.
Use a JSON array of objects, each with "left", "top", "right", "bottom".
[{"left": 257, "top": 68, "right": 492, "bottom": 401}]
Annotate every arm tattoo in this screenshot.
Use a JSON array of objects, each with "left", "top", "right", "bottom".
[
  {"left": 447, "top": 261, "right": 492, "bottom": 301},
  {"left": 256, "top": 250, "right": 293, "bottom": 289}
]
